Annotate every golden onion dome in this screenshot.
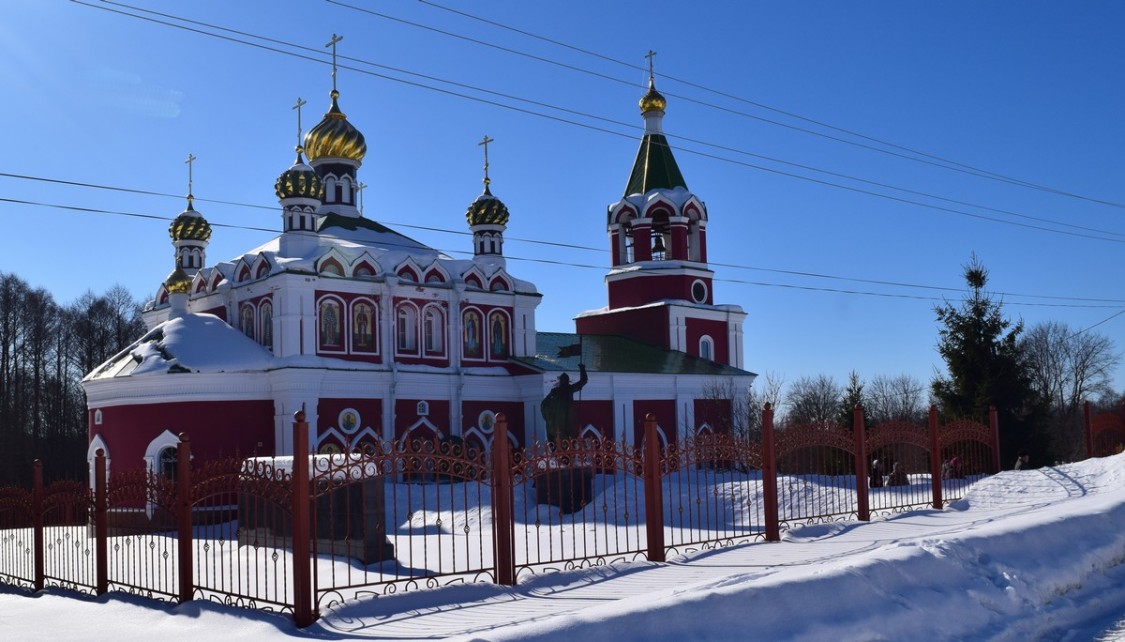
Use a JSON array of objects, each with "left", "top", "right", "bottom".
[
  {"left": 164, "top": 263, "right": 192, "bottom": 295},
  {"left": 303, "top": 90, "right": 367, "bottom": 163},
  {"left": 639, "top": 76, "right": 667, "bottom": 113},
  {"left": 275, "top": 151, "right": 325, "bottom": 200},
  {"left": 465, "top": 185, "right": 510, "bottom": 227},
  {"left": 168, "top": 197, "right": 212, "bottom": 242}
]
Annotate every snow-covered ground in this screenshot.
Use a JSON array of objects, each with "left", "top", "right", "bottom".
[{"left": 3, "top": 453, "right": 1125, "bottom": 641}]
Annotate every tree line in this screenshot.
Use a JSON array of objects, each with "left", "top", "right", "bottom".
[
  {"left": 0, "top": 272, "right": 145, "bottom": 485},
  {"left": 739, "top": 255, "right": 1122, "bottom": 469}
]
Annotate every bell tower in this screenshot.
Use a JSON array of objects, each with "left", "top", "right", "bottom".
[{"left": 576, "top": 55, "right": 746, "bottom": 368}]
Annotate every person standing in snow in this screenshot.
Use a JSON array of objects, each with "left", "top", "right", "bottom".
[
  {"left": 870, "top": 459, "right": 884, "bottom": 488},
  {"left": 887, "top": 462, "right": 909, "bottom": 486}
]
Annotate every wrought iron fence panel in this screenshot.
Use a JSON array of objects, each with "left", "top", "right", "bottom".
[
  {"left": 866, "top": 422, "right": 934, "bottom": 516},
  {"left": 661, "top": 433, "right": 766, "bottom": 555},
  {"left": 308, "top": 438, "right": 494, "bottom": 613},
  {"left": 1091, "top": 413, "right": 1125, "bottom": 457},
  {"left": 192, "top": 457, "right": 294, "bottom": 613},
  {"left": 938, "top": 418, "right": 995, "bottom": 503},
  {"left": 774, "top": 424, "right": 859, "bottom": 528},
  {"left": 0, "top": 486, "right": 34, "bottom": 589},
  {"left": 41, "top": 480, "right": 96, "bottom": 595},
  {"left": 511, "top": 437, "right": 647, "bottom": 578},
  {"left": 103, "top": 468, "right": 178, "bottom": 601}
]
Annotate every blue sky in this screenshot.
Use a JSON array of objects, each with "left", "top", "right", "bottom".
[{"left": 2, "top": 1, "right": 1123, "bottom": 394}]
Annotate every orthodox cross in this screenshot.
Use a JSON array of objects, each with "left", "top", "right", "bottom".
[
  {"left": 292, "top": 97, "right": 306, "bottom": 152},
  {"left": 357, "top": 181, "right": 367, "bottom": 214},
  {"left": 185, "top": 153, "right": 196, "bottom": 200},
  {"left": 478, "top": 134, "right": 494, "bottom": 188},
  {"left": 645, "top": 49, "right": 657, "bottom": 79},
  {"left": 326, "top": 33, "right": 343, "bottom": 90}
]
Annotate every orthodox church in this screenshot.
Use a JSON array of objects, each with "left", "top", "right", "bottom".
[{"left": 82, "top": 62, "right": 754, "bottom": 478}]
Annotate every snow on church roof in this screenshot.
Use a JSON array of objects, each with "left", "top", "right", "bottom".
[{"left": 85, "top": 313, "right": 273, "bottom": 380}]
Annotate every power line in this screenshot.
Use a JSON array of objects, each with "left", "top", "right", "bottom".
[
  {"left": 3, "top": 190, "right": 1124, "bottom": 310},
  {"left": 78, "top": 1, "right": 1125, "bottom": 244},
  {"left": 410, "top": 0, "right": 1125, "bottom": 211}
]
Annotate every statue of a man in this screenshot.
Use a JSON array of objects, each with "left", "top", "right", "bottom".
[{"left": 540, "top": 363, "right": 588, "bottom": 442}]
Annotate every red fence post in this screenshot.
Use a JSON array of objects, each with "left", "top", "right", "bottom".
[
  {"left": 989, "top": 406, "right": 1001, "bottom": 473},
  {"left": 94, "top": 449, "right": 108, "bottom": 595},
  {"left": 929, "top": 406, "right": 943, "bottom": 510},
  {"left": 491, "top": 413, "right": 516, "bottom": 586},
  {"left": 291, "top": 411, "right": 314, "bottom": 628},
  {"left": 32, "top": 460, "right": 44, "bottom": 591},
  {"left": 761, "top": 403, "right": 780, "bottom": 542},
  {"left": 1084, "top": 401, "right": 1093, "bottom": 459},
  {"left": 177, "top": 433, "right": 193, "bottom": 603},
  {"left": 643, "top": 413, "right": 665, "bottom": 563},
  {"left": 853, "top": 405, "right": 870, "bottom": 522}
]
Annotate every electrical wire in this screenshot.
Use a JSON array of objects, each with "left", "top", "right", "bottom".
[
  {"left": 76, "top": 1, "right": 1125, "bottom": 244},
  {"left": 3, "top": 191, "right": 1123, "bottom": 310},
  {"left": 409, "top": 0, "right": 1125, "bottom": 211}
]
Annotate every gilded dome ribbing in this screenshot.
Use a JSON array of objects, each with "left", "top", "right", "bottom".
[
  {"left": 164, "top": 263, "right": 192, "bottom": 295},
  {"left": 275, "top": 152, "right": 324, "bottom": 200},
  {"left": 303, "top": 90, "right": 367, "bottom": 163},
  {"left": 168, "top": 198, "right": 212, "bottom": 242},
  {"left": 466, "top": 185, "right": 510, "bottom": 227},
  {"left": 639, "top": 76, "right": 667, "bottom": 113}
]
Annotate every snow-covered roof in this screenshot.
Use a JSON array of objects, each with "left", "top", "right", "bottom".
[{"left": 85, "top": 313, "right": 273, "bottom": 380}]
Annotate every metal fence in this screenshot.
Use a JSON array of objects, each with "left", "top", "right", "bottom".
[{"left": 0, "top": 403, "right": 1029, "bottom": 628}]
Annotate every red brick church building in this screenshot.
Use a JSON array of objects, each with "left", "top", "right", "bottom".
[{"left": 83, "top": 68, "right": 754, "bottom": 479}]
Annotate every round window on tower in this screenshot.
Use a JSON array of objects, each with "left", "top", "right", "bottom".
[{"left": 691, "top": 280, "right": 708, "bottom": 304}]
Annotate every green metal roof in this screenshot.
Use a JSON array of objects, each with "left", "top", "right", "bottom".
[
  {"left": 513, "top": 332, "right": 755, "bottom": 377},
  {"left": 623, "top": 133, "right": 688, "bottom": 197},
  {"left": 316, "top": 212, "right": 433, "bottom": 251}
]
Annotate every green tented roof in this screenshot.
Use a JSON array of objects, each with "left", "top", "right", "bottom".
[
  {"left": 623, "top": 134, "right": 688, "bottom": 197},
  {"left": 512, "top": 332, "right": 754, "bottom": 377}
]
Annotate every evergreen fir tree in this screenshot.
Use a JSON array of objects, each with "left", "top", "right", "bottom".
[{"left": 931, "top": 255, "right": 1045, "bottom": 468}]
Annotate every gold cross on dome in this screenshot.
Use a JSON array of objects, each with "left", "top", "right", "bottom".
[
  {"left": 478, "top": 135, "right": 494, "bottom": 187},
  {"left": 292, "top": 97, "right": 306, "bottom": 151},
  {"left": 645, "top": 49, "right": 657, "bottom": 79},
  {"left": 326, "top": 33, "right": 343, "bottom": 90}
]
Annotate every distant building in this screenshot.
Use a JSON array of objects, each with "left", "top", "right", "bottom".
[{"left": 83, "top": 70, "right": 754, "bottom": 479}]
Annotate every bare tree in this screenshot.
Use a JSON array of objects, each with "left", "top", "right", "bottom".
[
  {"left": 746, "top": 372, "right": 785, "bottom": 436},
  {"left": 785, "top": 374, "right": 842, "bottom": 428},
  {"left": 698, "top": 377, "right": 752, "bottom": 437},
  {"left": 1022, "top": 321, "right": 1120, "bottom": 461},
  {"left": 867, "top": 374, "right": 926, "bottom": 424}
]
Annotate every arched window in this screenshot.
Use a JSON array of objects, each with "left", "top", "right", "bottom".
[
  {"left": 397, "top": 305, "right": 418, "bottom": 352},
  {"left": 352, "top": 300, "right": 376, "bottom": 352},
  {"left": 424, "top": 306, "right": 444, "bottom": 354},
  {"left": 259, "top": 301, "right": 273, "bottom": 350},
  {"left": 239, "top": 303, "right": 255, "bottom": 340},
  {"left": 354, "top": 263, "right": 376, "bottom": 278},
  {"left": 462, "top": 309, "right": 483, "bottom": 358},
  {"left": 159, "top": 446, "right": 178, "bottom": 481},
  {"left": 320, "top": 259, "right": 343, "bottom": 276},
  {"left": 699, "top": 335, "right": 714, "bottom": 361},
  {"left": 488, "top": 311, "right": 509, "bottom": 358},
  {"left": 319, "top": 298, "right": 344, "bottom": 349}
]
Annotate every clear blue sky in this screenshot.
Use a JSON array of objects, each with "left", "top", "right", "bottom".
[{"left": 2, "top": 1, "right": 1123, "bottom": 394}]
